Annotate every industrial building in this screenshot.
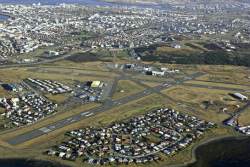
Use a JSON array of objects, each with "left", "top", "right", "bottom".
[{"left": 232, "top": 93, "right": 248, "bottom": 101}]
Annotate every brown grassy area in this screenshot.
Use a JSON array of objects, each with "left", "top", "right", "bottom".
[
  {"left": 156, "top": 64, "right": 250, "bottom": 84},
  {"left": 33, "top": 66, "right": 116, "bottom": 78},
  {"left": 0, "top": 87, "right": 12, "bottom": 97},
  {"left": 238, "top": 107, "right": 250, "bottom": 126},
  {"left": 112, "top": 80, "right": 145, "bottom": 100},
  {"left": 133, "top": 75, "right": 167, "bottom": 83},
  {"left": 45, "top": 94, "right": 69, "bottom": 104},
  {"left": 185, "top": 80, "right": 250, "bottom": 90},
  {"left": 142, "top": 81, "right": 161, "bottom": 87},
  {"left": 162, "top": 86, "right": 242, "bottom": 123},
  {"left": 0, "top": 144, "right": 78, "bottom": 167},
  {"left": 183, "top": 41, "right": 209, "bottom": 52},
  {"left": 195, "top": 66, "right": 250, "bottom": 85},
  {"left": 0, "top": 67, "right": 114, "bottom": 84},
  {"left": 195, "top": 65, "right": 250, "bottom": 84},
  {"left": 196, "top": 73, "right": 250, "bottom": 86},
  {"left": 43, "top": 60, "right": 109, "bottom": 72},
  {"left": 0, "top": 108, "right": 5, "bottom": 114},
  {"left": 155, "top": 46, "right": 199, "bottom": 55}
]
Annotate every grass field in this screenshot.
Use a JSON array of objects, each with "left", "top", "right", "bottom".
[
  {"left": 112, "top": 80, "right": 145, "bottom": 100},
  {"left": 238, "top": 107, "right": 250, "bottom": 126},
  {"left": 196, "top": 73, "right": 250, "bottom": 86},
  {"left": 195, "top": 65, "right": 250, "bottom": 85},
  {"left": 0, "top": 87, "right": 12, "bottom": 97},
  {"left": 133, "top": 75, "right": 167, "bottom": 83},
  {"left": 185, "top": 80, "right": 250, "bottom": 91},
  {"left": 45, "top": 94, "right": 69, "bottom": 104},
  {"left": 142, "top": 81, "right": 161, "bottom": 87},
  {"left": 155, "top": 45, "right": 201, "bottom": 56},
  {"left": 29, "top": 66, "right": 117, "bottom": 78},
  {"left": 0, "top": 67, "right": 114, "bottom": 84},
  {"left": 158, "top": 64, "right": 250, "bottom": 84},
  {"left": 42, "top": 60, "right": 110, "bottom": 72},
  {"left": 162, "top": 86, "right": 241, "bottom": 123},
  {"left": 184, "top": 42, "right": 209, "bottom": 52}
]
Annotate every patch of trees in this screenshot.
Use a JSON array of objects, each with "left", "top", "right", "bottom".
[
  {"left": 66, "top": 52, "right": 100, "bottom": 62},
  {"left": 141, "top": 50, "right": 250, "bottom": 67}
]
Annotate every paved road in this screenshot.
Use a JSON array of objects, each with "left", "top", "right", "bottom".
[{"left": 6, "top": 72, "right": 205, "bottom": 145}]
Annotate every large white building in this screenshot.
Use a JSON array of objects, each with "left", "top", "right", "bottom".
[{"left": 233, "top": 93, "right": 248, "bottom": 101}]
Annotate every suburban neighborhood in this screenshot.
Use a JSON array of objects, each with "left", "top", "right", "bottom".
[{"left": 47, "top": 108, "right": 215, "bottom": 165}]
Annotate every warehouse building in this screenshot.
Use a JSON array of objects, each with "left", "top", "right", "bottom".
[
  {"left": 91, "top": 81, "right": 103, "bottom": 88},
  {"left": 232, "top": 93, "right": 248, "bottom": 101}
]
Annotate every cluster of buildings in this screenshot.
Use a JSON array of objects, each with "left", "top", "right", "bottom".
[
  {"left": 0, "top": 3, "right": 249, "bottom": 63},
  {"left": 0, "top": 4, "right": 88, "bottom": 62},
  {"left": 173, "top": 0, "right": 250, "bottom": 12},
  {"left": 236, "top": 126, "right": 250, "bottom": 135},
  {"left": 123, "top": 63, "right": 180, "bottom": 77},
  {"left": 0, "top": 79, "right": 109, "bottom": 128},
  {"left": 0, "top": 93, "right": 57, "bottom": 127},
  {"left": 25, "top": 78, "right": 72, "bottom": 94},
  {"left": 84, "top": 12, "right": 164, "bottom": 49},
  {"left": 47, "top": 108, "right": 215, "bottom": 165},
  {"left": 82, "top": 8, "right": 246, "bottom": 49},
  {"left": 0, "top": 38, "right": 16, "bottom": 61},
  {"left": 74, "top": 81, "right": 105, "bottom": 103}
]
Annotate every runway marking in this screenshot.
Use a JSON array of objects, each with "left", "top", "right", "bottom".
[
  {"left": 39, "top": 127, "right": 52, "bottom": 133},
  {"left": 85, "top": 113, "right": 94, "bottom": 117},
  {"left": 48, "top": 125, "right": 56, "bottom": 129},
  {"left": 80, "top": 112, "right": 90, "bottom": 116}
]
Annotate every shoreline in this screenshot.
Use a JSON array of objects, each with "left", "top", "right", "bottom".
[
  {"left": 0, "top": 134, "right": 247, "bottom": 167},
  {"left": 168, "top": 134, "right": 248, "bottom": 167}
]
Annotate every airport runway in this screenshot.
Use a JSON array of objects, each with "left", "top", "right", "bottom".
[
  {"left": 7, "top": 72, "right": 205, "bottom": 145},
  {"left": 183, "top": 83, "right": 247, "bottom": 92}
]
